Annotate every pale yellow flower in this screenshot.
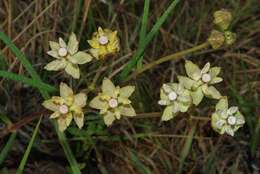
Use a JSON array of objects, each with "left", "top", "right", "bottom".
[
  {"left": 87, "top": 27, "right": 120, "bottom": 59},
  {"left": 89, "top": 78, "right": 136, "bottom": 126},
  {"left": 45, "top": 33, "right": 93, "bottom": 79},
  {"left": 42, "top": 83, "right": 87, "bottom": 131}
]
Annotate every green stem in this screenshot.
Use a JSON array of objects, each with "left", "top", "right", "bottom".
[{"left": 126, "top": 42, "right": 209, "bottom": 81}]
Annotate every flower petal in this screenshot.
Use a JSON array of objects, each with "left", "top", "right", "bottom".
[
  {"left": 73, "top": 112, "right": 84, "bottom": 129},
  {"left": 185, "top": 60, "right": 201, "bottom": 80},
  {"left": 42, "top": 99, "right": 59, "bottom": 111},
  {"left": 209, "top": 67, "right": 221, "bottom": 79},
  {"left": 216, "top": 97, "right": 228, "bottom": 110},
  {"left": 44, "top": 60, "right": 67, "bottom": 71},
  {"left": 201, "top": 62, "right": 210, "bottom": 74},
  {"left": 89, "top": 96, "right": 107, "bottom": 110},
  {"left": 57, "top": 118, "right": 67, "bottom": 132},
  {"left": 204, "top": 86, "right": 221, "bottom": 99},
  {"left": 191, "top": 87, "right": 204, "bottom": 106},
  {"left": 50, "top": 112, "right": 60, "bottom": 119},
  {"left": 69, "top": 51, "right": 93, "bottom": 64},
  {"left": 67, "top": 32, "right": 79, "bottom": 55},
  {"left": 47, "top": 50, "right": 60, "bottom": 59},
  {"left": 177, "top": 76, "right": 195, "bottom": 90},
  {"left": 119, "top": 86, "right": 135, "bottom": 98},
  {"left": 102, "top": 78, "right": 116, "bottom": 97},
  {"left": 59, "top": 37, "right": 67, "bottom": 48},
  {"left": 65, "top": 112, "right": 73, "bottom": 126},
  {"left": 73, "top": 93, "right": 87, "bottom": 107},
  {"left": 161, "top": 105, "right": 174, "bottom": 121},
  {"left": 118, "top": 105, "right": 136, "bottom": 117},
  {"left": 60, "top": 82, "right": 73, "bottom": 99},
  {"left": 210, "top": 77, "right": 223, "bottom": 84},
  {"left": 49, "top": 41, "right": 60, "bottom": 51},
  {"left": 103, "top": 111, "right": 115, "bottom": 126},
  {"left": 65, "top": 62, "right": 80, "bottom": 79}
]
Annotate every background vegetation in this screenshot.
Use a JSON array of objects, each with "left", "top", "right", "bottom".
[{"left": 0, "top": 0, "right": 259, "bottom": 173}]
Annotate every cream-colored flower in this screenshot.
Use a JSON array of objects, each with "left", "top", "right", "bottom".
[
  {"left": 42, "top": 83, "right": 87, "bottom": 131},
  {"left": 211, "top": 97, "right": 245, "bottom": 136},
  {"left": 45, "top": 33, "right": 93, "bottom": 79},
  {"left": 89, "top": 78, "right": 136, "bottom": 126},
  {"left": 87, "top": 27, "right": 120, "bottom": 59},
  {"left": 178, "top": 61, "right": 223, "bottom": 105},
  {"left": 158, "top": 83, "right": 192, "bottom": 121}
]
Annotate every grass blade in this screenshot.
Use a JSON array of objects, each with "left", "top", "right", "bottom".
[
  {"left": 0, "top": 70, "right": 56, "bottom": 92},
  {"left": 118, "top": 0, "right": 180, "bottom": 81},
  {"left": 178, "top": 126, "right": 196, "bottom": 174},
  {"left": 16, "top": 117, "right": 42, "bottom": 174},
  {"left": 137, "top": 0, "right": 150, "bottom": 70},
  {"left": 0, "top": 132, "right": 17, "bottom": 165}
]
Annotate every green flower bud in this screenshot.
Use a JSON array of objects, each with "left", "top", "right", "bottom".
[
  {"left": 224, "top": 31, "right": 236, "bottom": 45},
  {"left": 213, "top": 9, "right": 232, "bottom": 30},
  {"left": 208, "top": 30, "right": 225, "bottom": 49}
]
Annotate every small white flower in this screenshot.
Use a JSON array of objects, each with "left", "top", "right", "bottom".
[
  {"left": 227, "top": 115, "right": 236, "bottom": 125},
  {"left": 108, "top": 98, "right": 118, "bottom": 108},
  {"left": 202, "top": 73, "right": 211, "bottom": 83},
  {"left": 59, "top": 104, "right": 69, "bottom": 114},
  {"left": 168, "top": 92, "right": 177, "bottom": 101},
  {"left": 58, "top": 47, "right": 68, "bottom": 57},
  {"left": 99, "top": 36, "right": 109, "bottom": 45}
]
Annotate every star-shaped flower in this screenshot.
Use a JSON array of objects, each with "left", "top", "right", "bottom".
[
  {"left": 44, "top": 33, "right": 93, "bottom": 79},
  {"left": 89, "top": 78, "right": 136, "bottom": 126},
  {"left": 211, "top": 97, "right": 245, "bottom": 136},
  {"left": 87, "top": 27, "right": 120, "bottom": 59},
  {"left": 178, "top": 61, "right": 223, "bottom": 105},
  {"left": 158, "top": 83, "right": 192, "bottom": 121},
  {"left": 42, "top": 83, "right": 87, "bottom": 131}
]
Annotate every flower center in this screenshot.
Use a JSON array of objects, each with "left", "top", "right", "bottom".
[
  {"left": 59, "top": 104, "right": 69, "bottom": 114},
  {"left": 58, "top": 47, "right": 68, "bottom": 57},
  {"left": 227, "top": 116, "right": 236, "bottom": 125},
  {"left": 168, "top": 92, "right": 177, "bottom": 101},
  {"left": 202, "top": 73, "right": 211, "bottom": 83},
  {"left": 98, "top": 36, "right": 109, "bottom": 45},
  {"left": 108, "top": 98, "right": 118, "bottom": 108}
]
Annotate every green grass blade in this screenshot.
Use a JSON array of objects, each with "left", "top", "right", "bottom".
[
  {"left": 0, "top": 31, "right": 48, "bottom": 98},
  {"left": 137, "top": 0, "right": 150, "bottom": 70},
  {"left": 178, "top": 126, "right": 196, "bottom": 174},
  {"left": 16, "top": 117, "right": 42, "bottom": 174},
  {"left": 0, "top": 132, "right": 17, "bottom": 165},
  {"left": 0, "top": 32, "right": 81, "bottom": 173},
  {"left": 118, "top": 0, "right": 180, "bottom": 81},
  {"left": 0, "top": 70, "right": 56, "bottom": 92}
]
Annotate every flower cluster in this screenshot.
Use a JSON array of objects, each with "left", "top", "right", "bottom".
[
  {"left": 158, "top": 60, "right": 245, "bottom": 136},
  {"left": 211, "top": 97, "right": 245, "bottom": 136},
  {"left": 41, "top": 10, "right": 244, "bottom": 136},
  {"left": 208, "top": 9, "right": 236, "bottom": 49},
  {"left": 89, "top": 78, "right": 136, "bottom": 126},
  {"left": 43, "top": 83, "right": 87, "bottom": 131}
]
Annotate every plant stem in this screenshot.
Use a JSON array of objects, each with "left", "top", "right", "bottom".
[{"left": 126, "top": 42, "right": 209, "bottom": 81}]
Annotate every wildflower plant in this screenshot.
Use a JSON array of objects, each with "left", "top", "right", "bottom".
[
  {"left": 89, "top": 78, "right": 136, "bottom": 126},
  {"left": 211, "top": 97, "right": 245, "bottom": 136},
  {"left": 178, "top": 61, "right": 222, "bottom": 106},
  {"left": 158, "top": 83, "right": 192, "bottom": 121},
  {"left": 88, "top": 27, "right": 120, "bottom": 59},
  {"left": 42, "top": 82, "right": 87, "bottom": 131},
  {"left": 44, "top": 33, "right": 93, "bottom": 79}
]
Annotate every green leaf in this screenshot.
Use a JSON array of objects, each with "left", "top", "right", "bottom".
[
  {"left": 185, "top": 60, "right": 201, "bottom": 80},
  {"left": 216, "top": 97, "right": 228, "bottom": 110}
]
